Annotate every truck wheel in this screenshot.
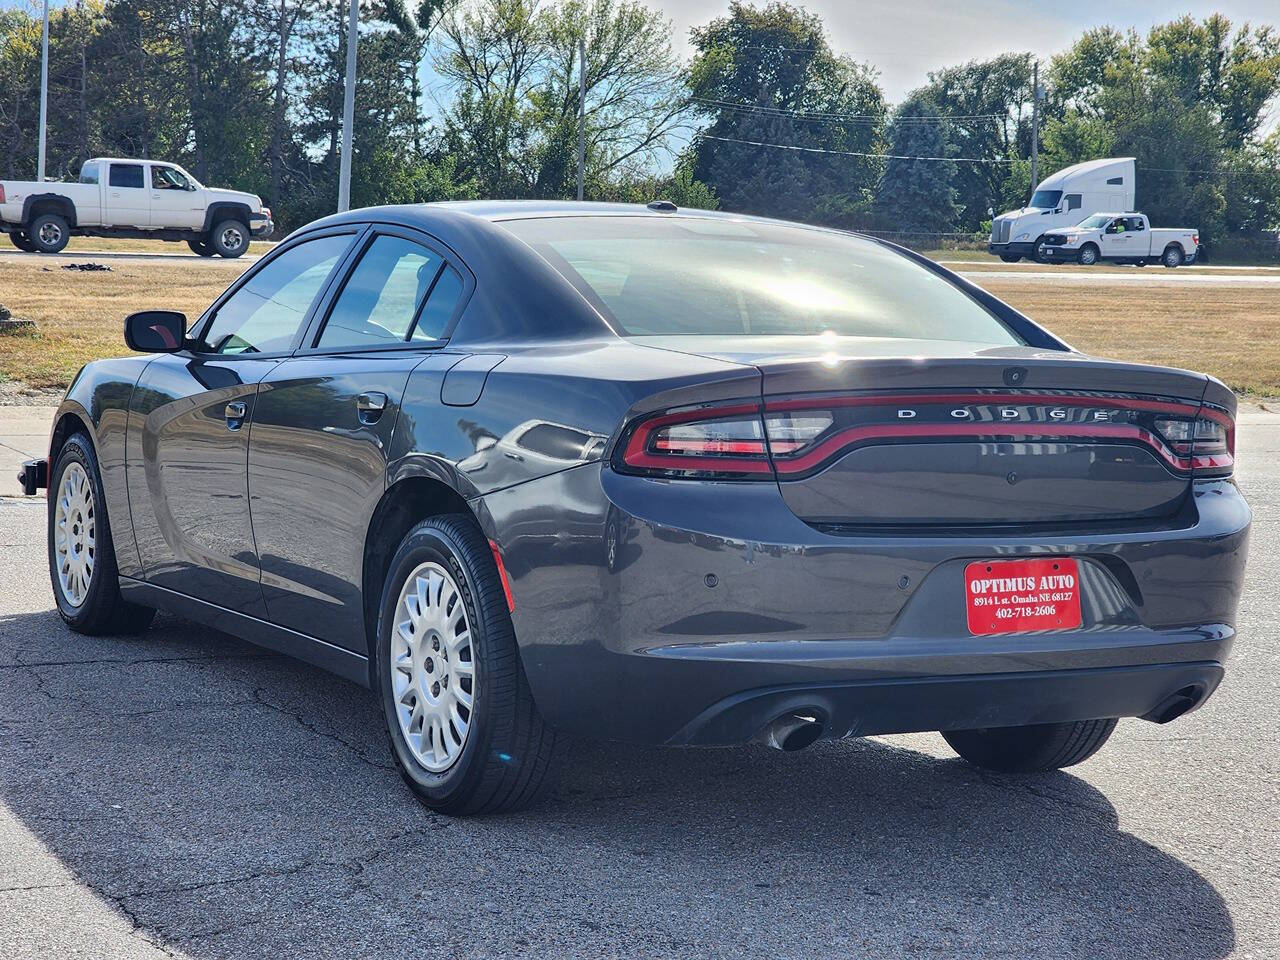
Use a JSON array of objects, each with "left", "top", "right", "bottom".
[
  {"left": 30, "top": 213, "right": 70, "bottom": 254},
  {"left": 9, "top": 232, "right": 37, "bottom": 252},
  {"left": 187, "top": 236, "right": 216, "bottom": 258},
  {"left": 1162, "top": 245, "right": 1183, "bottom": 268},
  {"left": 48, "top": 433, "right": 157, "bottom": 635},
  {"left": 376, "top": 514, "right": 559, "bottom": 815},
  {"left": 943, "top": 718, "right": 1118, "bottom": 772},
  {"left": 1033, "top": 237, "right": 1050, "bottom": 263},
  {"left": 210, "top": 220, "right": 250, "bottom": 258},
  {"left": 1077, "top": 243, "right": 1099, "bottom": 266},
  {"left": 999, "top": 254, "right": 1022, "bottom": 263}
]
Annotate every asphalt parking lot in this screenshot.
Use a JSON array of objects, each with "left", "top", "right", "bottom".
[{"left": 1, "top": 409, "right": 1278, "bottom": 959}]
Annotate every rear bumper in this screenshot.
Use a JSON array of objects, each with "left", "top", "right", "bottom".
[{"left": 476, "top": 465, "right": 1249, "bottom": 746}]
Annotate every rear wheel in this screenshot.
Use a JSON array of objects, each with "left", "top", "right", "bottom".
[
  {"left": 999, "top": 254, "right": 1022, "bottom": 263},
  {"left": 30, "top": 213, "right": 70, "bottom": 254},
  {"left": 942, "top": 718, "right": 1117, "bottom": 772},
  {"left": 8, "top": 231, "right": 36, "bottom": 252},
  {"left": 1077, "top": 243, "right": 1099, "bottom": 266},
  {"left": 48, "top": 434, "right": 156, "bottom": 635},
  {"left": 1033, "top": 237, "right": 1050, "bottom": 263},
  {"left": 376, "top": 514, "right": 558, "bottom": 815},
  {"left": 1162, "top": 245, "right": 1184, "bottom": 268},
  {"left": 210, "top": 219, "right": 250, "bottom": 258},
  {"left": 187, "top": 236, "right": 216, "bottom": 257}
]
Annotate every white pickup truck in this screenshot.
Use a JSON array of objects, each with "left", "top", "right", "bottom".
[
  {"left": 1037, "top": 213, "right": 1199, "bottom": 267},
  {"left": 0, "top": 157, "right": 272, "bottom": 257}
]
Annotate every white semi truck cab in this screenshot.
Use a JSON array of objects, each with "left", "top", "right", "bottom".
[{"left": 989, "top": 157, "right": 1136, "bottom": 262}]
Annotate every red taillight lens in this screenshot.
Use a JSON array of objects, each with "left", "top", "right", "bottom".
[
  {"left": 0, "top": 184, "right": 6, "bottom": 204},
  {"left": 1153, "top": 409, "right": 1234, "bottom": 477},
  {"left": 620, "top": 404, "right": 773, "bottom": 477}
]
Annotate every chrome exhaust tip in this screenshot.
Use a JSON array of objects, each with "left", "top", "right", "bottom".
[{"left": 757, "top": 712, "right": 825, "bottom": 752}]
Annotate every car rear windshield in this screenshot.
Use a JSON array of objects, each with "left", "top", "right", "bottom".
[{"left": 501, "top": 216, "right": 1019, "bottom": 344}]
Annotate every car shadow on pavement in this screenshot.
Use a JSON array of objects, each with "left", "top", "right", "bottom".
[{"left": 0, "top": 608, "right": 1235, "bottom": 960}]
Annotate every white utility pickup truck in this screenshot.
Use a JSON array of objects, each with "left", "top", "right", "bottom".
[
  {"left": 0, "top": 157, "right": 272, "bottom": 257},
  {"left": 1037, "top": 213, "right": 1199, "bottom": 267}
]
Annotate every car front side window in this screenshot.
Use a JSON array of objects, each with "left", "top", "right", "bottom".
[{"left": 200, "top": 235, "right": 352, "bottom": 355}]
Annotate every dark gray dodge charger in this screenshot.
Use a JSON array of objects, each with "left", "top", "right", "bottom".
[{"left": 22, "top": 201, "right": 1251, "bottom": 814}]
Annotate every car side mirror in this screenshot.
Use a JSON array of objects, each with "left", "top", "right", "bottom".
[{"left": 125, "top": 310, "right": 187, "bottom": 352}]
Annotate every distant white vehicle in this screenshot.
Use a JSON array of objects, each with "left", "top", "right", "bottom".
[
  {"left": 0, "top": 158, "right": 273, "bottom": 257},
  {"left": 1037, "top": 213, "right": 1199, "bottom": 267},
  {"left": 989, "top": 158, "right": 1136, "bottom": 263}
]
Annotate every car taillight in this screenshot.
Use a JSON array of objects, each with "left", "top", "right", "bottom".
[
  {"left": 0, "top": 184, "right": 6, "bottom": 204},
  {"left": 618, "top": 402, "right": 836, "bottom": 478},
  {"left": 1153, "top": 408, "right": 1234, "bottom": 477},
  {"left": 619, "top": 404, "right": 773, "bottom": 477}
]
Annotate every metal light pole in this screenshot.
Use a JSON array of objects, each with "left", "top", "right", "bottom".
[
  {"left": 576, "top": 38, "right": 585, "bottom": 201},
  {"left": 1029, "top": 60, "right": 1041, "bottom": 197},
  {"left": 37, "top": 0, "right": 50, "bottom": 181},
  {"left": 336, "top": 0, "right": 358, "bottom": 212}
]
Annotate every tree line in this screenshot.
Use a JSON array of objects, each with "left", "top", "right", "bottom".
[{"left": 2, "top": 0, "right": 1279, "bottom": 255}]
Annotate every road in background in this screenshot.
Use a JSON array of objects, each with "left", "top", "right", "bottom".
[{"left": 0, "top": 409, "right": 1277, "bottom": 959}]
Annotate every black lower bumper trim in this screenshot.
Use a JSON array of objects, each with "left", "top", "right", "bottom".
[
  {"left": 18, "top": 458, "right": 47, "bottom": 496},
  {"left": 668, "top": 661, "right": 1224, "bottom": 746}
]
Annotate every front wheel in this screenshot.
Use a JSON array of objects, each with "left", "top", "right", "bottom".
[
  {"left": 210, "top": 219, "right": 250, "bottom": 258},
  {"left": 942, "top": 718, "right": 1117, "bottom": 772},
  {"left": 376, "top": 514, "right": 559, "bottom": 815},
  {"left": 48, "top": 434, "right": 156, "bottom": 635},
  {"left": 1077, "top": 243, "right": 1100, "bottom": 266}
]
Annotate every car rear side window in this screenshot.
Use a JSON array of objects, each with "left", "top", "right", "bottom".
[
  {"left": 79, "top": 165, "right": 100, "bottom": 185},
  {"left": 201, "top": 234, "right": 351, "bottom": 354},
  {"left": 410, "top": 265, "right": 464, "bottom": 342},
  {"left": 318, "top": 235, "right": 443, "bottom": 348},
  {"left": 502, "top": 216, "right": 1019, "bottom": 344},
  {"left": 109, "top": 164, "right": 144, "bottom": 189}
]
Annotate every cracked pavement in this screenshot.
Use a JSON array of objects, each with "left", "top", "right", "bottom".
[{"left": 1, "top": 410, "right": 1278, "bottom": 959}]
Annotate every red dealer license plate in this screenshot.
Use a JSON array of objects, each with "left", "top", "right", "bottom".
[{"left": 964, "top": 557, "right": 1082, "bottom": 636}]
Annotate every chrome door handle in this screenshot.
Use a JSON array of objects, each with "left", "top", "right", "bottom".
[
  {"left": 357, "top": 392, "right": 387, "bottom": 424},
  {"left": 224, "top": 400, "right": 247, "bottom": 430}
]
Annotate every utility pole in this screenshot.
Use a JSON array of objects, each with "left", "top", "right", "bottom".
[
  {"left": 337, "top": 0, "right": 359, "bottom": 212},
  {"left": 1029, "top": 60, "right": 1041, "bottom": 197},
  {"left": 37, "top": 0, "right": 50, "bottom": 181},
  {"left": 576, "top": 38, "right": 586, "bottom": 201}
]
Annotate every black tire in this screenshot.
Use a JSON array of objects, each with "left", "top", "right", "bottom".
[
  {"left": 9, "top": 231, "right": 37, "bottom": 252},
  {"left": 210, "top": 219, "right": 250, "bottom": 258},
  {"left": 1032, "top": 237, "right": 1050, "bottom": 263},
  {"left": 29, "top": 213, "right": 70, "bottom": 254},
  {"left": 187, "top": 236, "right": 216, "bottom": 257},
  {"left": 999, "top": 254, "right": 1022, "bottom": 263},
  {"left": 1077, "top": 243, "right": 1100, "bottom": 266},
  {"left": 47, "top": 433, "right": 156, "bottom": 636},
  {"left": 942, "top": 718, "right": 1118, "bottom": 773},
  {"left": 1162, "top": 245, "right": 1183, "bottom": 268},
  {"left": 375, "top": 514, "right": 558, "bottom": 815}
]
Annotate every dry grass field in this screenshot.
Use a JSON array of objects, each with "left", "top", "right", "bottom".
[{"left": 1, "top": 256, "right": 1277, "bottom": 396}]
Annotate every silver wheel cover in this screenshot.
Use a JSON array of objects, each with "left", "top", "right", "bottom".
[
  {"left": 219, "top": 226, "right": 244, "bottom": 249},
  {"left": 38, "top": 221, "right": 62, "bottom": 245},
  {"left": 390, "top": 561, "right": 477, "bottom": 772},
  {"left": 54, "top": 462, "right": 95, "bottom": 607}
]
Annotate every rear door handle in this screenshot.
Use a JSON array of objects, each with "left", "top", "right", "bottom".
[
  {"left": 224, "top": 400, "right": 247, "bottom": 430},
  {"left": 357, "top": 392, "right": 387, "bottom": 424}
]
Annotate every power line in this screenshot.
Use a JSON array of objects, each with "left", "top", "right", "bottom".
[
  {"left": 690, "top": 96, "right": 1005, "bottom": 123},
  {"left": 697, "top": 133, "right": 1020, "bottom": 164}
]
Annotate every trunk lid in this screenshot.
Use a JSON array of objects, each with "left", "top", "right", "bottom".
[{"left": 636, "top": 336, "right": 1213, "bottom": 528}]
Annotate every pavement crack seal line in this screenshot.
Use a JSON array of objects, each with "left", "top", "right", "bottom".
[{"left": 249, "top": 686, "right": 395, "bottom": 771}]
